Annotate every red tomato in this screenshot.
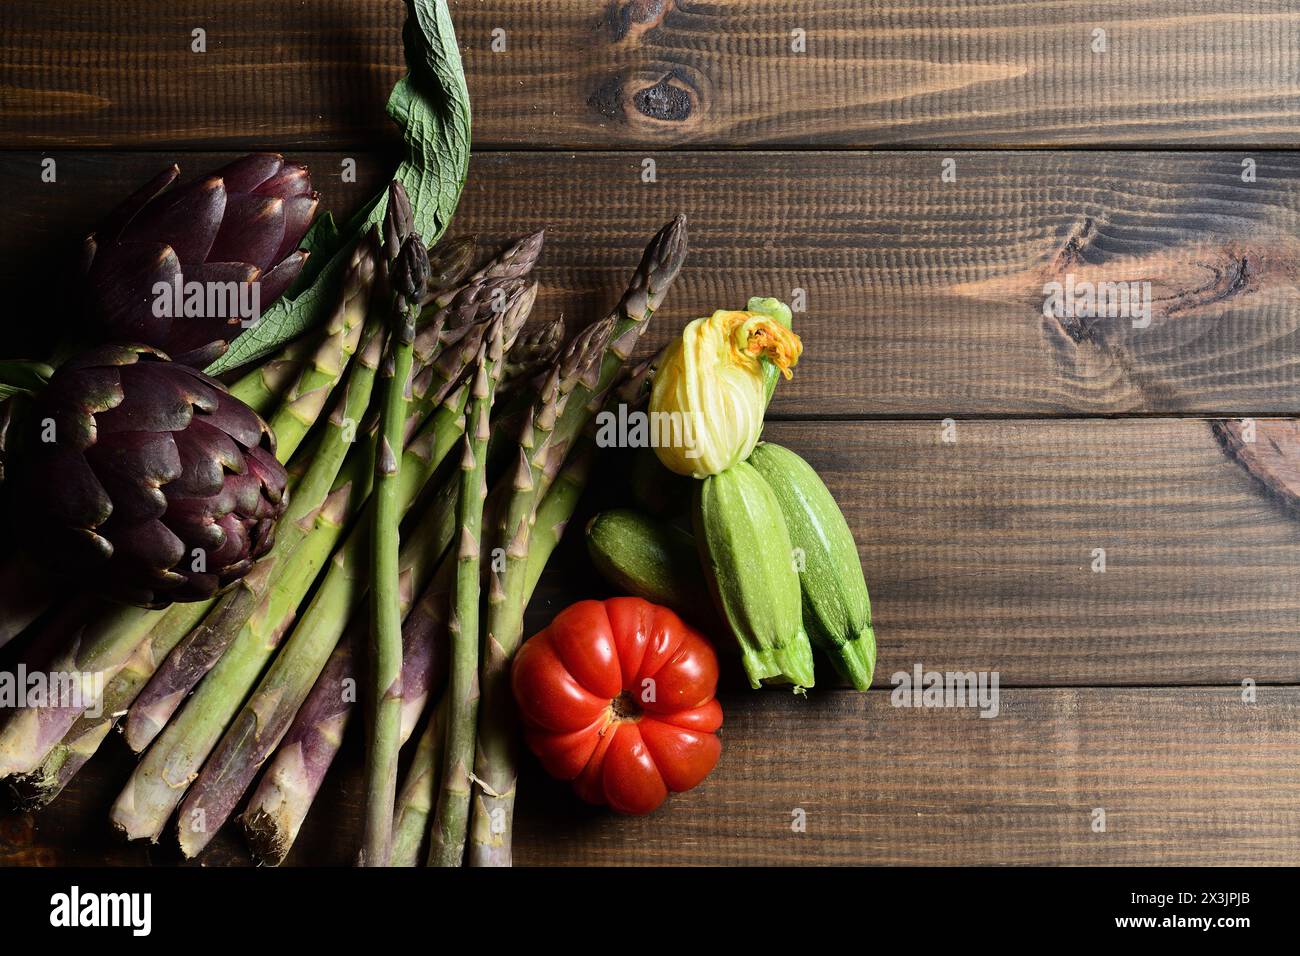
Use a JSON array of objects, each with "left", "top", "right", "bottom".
[{"left": 511, "top": 597, "right": 723, "bottom": 814}]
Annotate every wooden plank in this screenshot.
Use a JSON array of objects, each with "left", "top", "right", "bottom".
[
  {"left": 4, "top": 2, "right": 1300, "bottom": 149},
  {"left": 4, "top": 414, "right": 1292, "bottom": 690},
  {"left": 5, "top": 688, "right": 1296, "bottom": 865},
  {"left": 5, "top": 150, "right": 1300, "bottom": 416},
  {"left": 514, "top": 687, "right": 1300, "bottom": 866},
  {"left": 626, "top": 418, "right": 1300, "bottom": 688}
]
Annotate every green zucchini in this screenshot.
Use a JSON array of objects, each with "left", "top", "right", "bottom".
[
  {"left": 747, "top": 441, "right": 875, "bottom": 690},
  {"left": 585, "top": 509, "right": 714, "bottom": 625},
  {"left": 694, "top": 461, "right": 815, "bottom": 691}
]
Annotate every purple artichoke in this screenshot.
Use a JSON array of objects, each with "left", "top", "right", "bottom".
[
  {"left": 82, "top": 154, "right": 318, "bottom": 367},
  {"left": 10, "top": 345, "right": 288, "bottom": 607}
]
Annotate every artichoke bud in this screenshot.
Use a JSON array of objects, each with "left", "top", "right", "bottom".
[
  {"left": 649, "top": 303, "right": 802, "bottom": 478},
  {"left": 80, "top": 154, "right": 318, "bottom": 367}
]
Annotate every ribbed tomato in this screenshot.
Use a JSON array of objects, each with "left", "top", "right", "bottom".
[{"left": 511, "top": 597, "right": 723, "bottom": 814}]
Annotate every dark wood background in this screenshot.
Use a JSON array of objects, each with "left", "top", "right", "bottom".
[{"left": 1, "top": 0, "right": 1298, "bottom": 865}]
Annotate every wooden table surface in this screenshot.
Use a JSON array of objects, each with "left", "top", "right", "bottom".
[{"left": 2, "top": 0, "right": 1299, "bottom": 866}]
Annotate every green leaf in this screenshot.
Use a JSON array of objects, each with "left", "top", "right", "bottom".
[
  {"left": 288, "top": 211, "right": 344, "bottom": 297},
  {"left": 206, "top": 0, "right": 471, "bottom": 376},
  {"left": 0, "top": 360, "right": 53, "bottom": 400},
  {"left": 381, "top": 0, "right": 472, "bottom": 244}
]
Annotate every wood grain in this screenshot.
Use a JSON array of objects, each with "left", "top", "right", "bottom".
[
  {"left": 1215, "top": 419, "right": 1300, "bottom": 516},
  {"left": 3, "top": 2, "right": 1298, "bottom": 870},
  {"left": 3, "top": 418, "right": 1296, "bottom": 864},
  {"left": 4, "top": 2, "right": 1300, "bottom": 148},
  {"left": 4, "top": 687, "right": 1296, "bottom": 865},
  {"left": 5, "top": 416, "right": 1292, "bottom": 697},
  {"left": 29, "top": 416, "right": 1291, "bottom": 689},
  {"left": 723, "top": 418, "right": 1300, "bottom": 687},
  {"left": 5, "top": 150, "right": 1300, "bottom": 416},
  {"left": 513, "top": 687, "right": 1300, "bottom": 866}
]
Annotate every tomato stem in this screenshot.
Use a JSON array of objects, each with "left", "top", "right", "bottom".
[{"left": 610, "top": 691, "right": 642, "bottom": 722}]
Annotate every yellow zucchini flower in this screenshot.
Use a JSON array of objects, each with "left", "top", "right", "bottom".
[{"left": 649, "top": 300, "right": 801, "bottom": 478}]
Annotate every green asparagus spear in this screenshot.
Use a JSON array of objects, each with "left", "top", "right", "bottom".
[
  {"left": 122, "top": 241, "right": 380, "bottom": 752},
  {"left": 389, "top": 697, "right": 447, "bottom": 867},
  {"left": 226, "top": 234, "right": 472, "bottom": 416},
  {"left": 234, "top": 280, "right": 543, "bottom": 863},
  {"left": 364, "top": 181, "right": 429, "bottom": 867},
  {"left": 427, "top": 319, "right": 504, "bottom": 866},
  {"left": 165, "top": 296, "right": 535, "bottom": 858},
  {"left": 226, "top": 330, "right": 322, "bottom": 417},
  {"left": 468, "top": 216, "right": 687, "bottom": 867},
  {"left": 8, "top": 600, "right": 209, "bottom": 807}
]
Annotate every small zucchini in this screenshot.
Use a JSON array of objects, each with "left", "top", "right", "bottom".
[
  {"left": 694, "top": 461, "right": 815, "bottom": 691},
  {"left": 747, "top": 441, "right": 875, "bottom": 690},
  {"left": 585, "top": 509, "right": 714, "bottom": 626}
]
